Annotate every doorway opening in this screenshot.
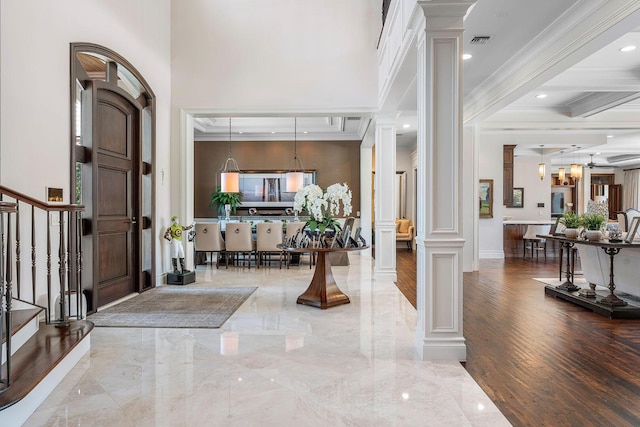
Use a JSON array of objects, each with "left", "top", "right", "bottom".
[{"left": 70, "top": 43, "right": 156, "bottom": 312}]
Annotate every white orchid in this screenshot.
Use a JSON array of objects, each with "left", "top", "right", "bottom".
[{"left": 293, "top": 182, "right": 353, "bottom": 232}]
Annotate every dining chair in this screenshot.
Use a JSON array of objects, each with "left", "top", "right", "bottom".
[
  {"left": 284, "top": 221, "right": 314, "bottom": 269},
  {"left": 224, "top": 222, "right": 256, "bottom": 268},
  {"left": 255, "top": 222, "right": 284, "bottom": 268},
  {"left": 193, "top": 223, "right": 226, "bottom": 269},
  {"left": 522, "top": 224, "right": 551, "bottom": 259}
]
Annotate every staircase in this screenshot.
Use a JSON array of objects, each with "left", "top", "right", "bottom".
[{"left": 0, "top": 187, "right": 92, "bottom": 426}]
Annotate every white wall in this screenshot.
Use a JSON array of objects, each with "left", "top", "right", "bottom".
[
  {"left": 505, "top": 156, "right": 552, "bottom": 220},
  {"left": 1, "top": 0, "right": 172, "bottom": 284},
  {"left": 170, "top": 0, "right": 379, "bottom": 110}
]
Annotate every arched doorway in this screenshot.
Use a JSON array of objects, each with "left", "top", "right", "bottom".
[{"left": 70, "top": 43, "right": 156, "bottom": 311}]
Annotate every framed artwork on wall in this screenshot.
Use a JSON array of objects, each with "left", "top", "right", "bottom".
[
  {"left": 479, "top": 179, "right": 493, "bottom": 218},
  {"left": 512, "top": 188, "right": 524, "bottom": 208}
]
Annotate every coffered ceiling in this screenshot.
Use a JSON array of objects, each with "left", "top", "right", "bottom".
[{"left": 193, "top": 116, "right": 370, "bottom": 142}]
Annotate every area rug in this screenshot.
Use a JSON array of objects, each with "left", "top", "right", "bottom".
[{"left": 88, "top": 285, "right": 257, "bottom": 328}]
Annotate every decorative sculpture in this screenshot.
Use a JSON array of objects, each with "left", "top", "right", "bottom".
[{"left": 164, "top": 216, "right": 193, "bottom": 274}]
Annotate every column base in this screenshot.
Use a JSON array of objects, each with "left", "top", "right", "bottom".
[
  {"left": 374, "top": 270, "right": 397, "bottom": 282},
  {"left": 415, "top": 337, "right": 467, "bottom": 361}
]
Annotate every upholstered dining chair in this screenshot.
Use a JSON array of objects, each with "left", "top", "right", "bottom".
[
  {"left": 522, "top": 224, "right": 551, "bottom": 259},
  {"left": 224, "top": 222, "right": 256, "bottom": 268},
  {"left": 193, "top": 223, "right": 226, "bottom": 269},
  {"left": 255, "top": 222, "right": 284, "bottom": 268},
  {"left": 284, "top": 221, "right": 314, "bottom": 269}
]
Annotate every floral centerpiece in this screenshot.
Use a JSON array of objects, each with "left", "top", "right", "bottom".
[{"left": 293, "top": 183, "right": 352, "bottom": 233}]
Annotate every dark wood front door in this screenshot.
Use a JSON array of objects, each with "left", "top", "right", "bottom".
[{"left": 95, "top": 88, "right": 139, "bottom": 307}]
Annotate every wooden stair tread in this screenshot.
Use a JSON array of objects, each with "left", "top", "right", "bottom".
[
  {"left": 1, "top": 308, "right": 43, "bottom": 344},
  {"left": 0, "top": 320, "right": 93, "bottom": 410}
]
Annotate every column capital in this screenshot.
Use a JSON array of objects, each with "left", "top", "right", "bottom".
[
  {"left": 374, "top": 114, "right": 398, "bottom": 126},
  {"left": 417, "top": 0, "right": 475, "bottom": 30}
]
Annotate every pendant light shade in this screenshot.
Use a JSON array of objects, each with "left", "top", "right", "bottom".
[
  {"left": 220, "top": 118, "right": 240, "bottom": 193},
  {"left": 570, "top": 146, "right": 582, "bottom": 179},
  {"left": 558, "top": 167, "right": 565, "bottom": 182},
  {"left": 538, "top": 145, "right": 545, "bottom": 180},
  {"left": 285, "top": 117, "right": 305, "bottom": 192},
  {"left": 570, "top": 163, "right": 582, "bottom": 179}
]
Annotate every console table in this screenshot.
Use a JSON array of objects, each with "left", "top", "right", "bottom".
[
  {"left": 279, "top": 245, "right": 368, "bottom": 309},
  {"left": 541, "top": 234, "right": 640, "bottom": 318}
]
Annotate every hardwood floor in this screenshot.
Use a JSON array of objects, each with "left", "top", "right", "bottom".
[{"left": 396, "top": 250, "right": 640, "bottom": 427}]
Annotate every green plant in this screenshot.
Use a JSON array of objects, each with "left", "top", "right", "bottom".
[
  {"left": 209, "top": 186, "right": 242, "bottom": 214},
  {"left": 559, "top": 211, "right": 582, "bottom": 229},
  {"left": 582, "top": 212, "right": 607, "bottom": 231}
]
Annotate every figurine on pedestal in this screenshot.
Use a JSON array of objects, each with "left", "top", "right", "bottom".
[{"left": 164, "top": 216, "right": 193, "bottom": 274}]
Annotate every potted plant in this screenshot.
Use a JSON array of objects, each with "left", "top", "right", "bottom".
[
  {"left": 559, "top": 211, "right": 582, "bottom": 238},
  {"left": 582, "top": 212, "right": 607, "bottom": 240},
  {"left": 210, "top": 186, "right": 242, "bottom": 219}
]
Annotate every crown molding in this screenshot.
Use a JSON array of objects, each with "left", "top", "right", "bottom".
[{"left": 463, "top": 0, "right": 640, "bottom": 124}]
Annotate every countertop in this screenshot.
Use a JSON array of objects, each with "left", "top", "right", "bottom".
[{"left": 503, "top": 219, "right": 556, "bottom": 225}]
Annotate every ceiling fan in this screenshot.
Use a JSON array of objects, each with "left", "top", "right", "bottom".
[{"left": 586, "top": 154, "right": 608, "bottom": 169}]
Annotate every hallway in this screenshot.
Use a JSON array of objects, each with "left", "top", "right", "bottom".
[
  {"left": 396, "top": 251, "right": 640, "bottom": 426},
  {"left": 25, "top": 252, "right": 506, "bottom": 426}
]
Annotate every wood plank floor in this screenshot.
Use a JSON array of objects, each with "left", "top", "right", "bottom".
[{"left": 396, "top": 250, "right": 640, "bottom": 427}]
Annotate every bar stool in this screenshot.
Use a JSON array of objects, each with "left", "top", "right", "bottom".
[{"left": 522, "top": 224, "right": 551, "bottom": 259}]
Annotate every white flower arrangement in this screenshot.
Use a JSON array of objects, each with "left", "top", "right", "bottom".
[{"left": 293, "top": 183, "right": 352, "bottom": 232}]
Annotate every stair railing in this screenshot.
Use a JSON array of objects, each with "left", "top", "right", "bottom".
[
  {"left": 0, "top": 201, "right": 17, "bottom": 393},
  {"left": 0, "top": 185, "right": 85, "bottom": 325}
]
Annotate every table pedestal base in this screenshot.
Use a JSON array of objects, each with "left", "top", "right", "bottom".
[{"left": 297, "top": 252, "right": 350, "bottom": 309}]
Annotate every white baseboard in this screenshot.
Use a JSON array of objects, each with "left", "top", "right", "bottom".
[{"left": 479, "top": 250, "right": 505, "bottom": 259}]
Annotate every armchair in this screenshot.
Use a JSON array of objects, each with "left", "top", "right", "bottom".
[{"left": 396, "top": 218, "right": 415, "bottom": 250}]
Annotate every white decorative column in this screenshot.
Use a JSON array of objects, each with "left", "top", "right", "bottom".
[
  {"left": 415, "top": 0, "right": 474, "bottom": 361},
  {"left": 374, "top": 116, "right": 397, "bottom": 282}
]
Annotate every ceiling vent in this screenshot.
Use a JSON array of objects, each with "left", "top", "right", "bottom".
[
  {"left": 346, "top": 117, "right": 361, "bottom": 121},
  {"left": 470, "top": 36, "right": 491, "bottom": 45}
]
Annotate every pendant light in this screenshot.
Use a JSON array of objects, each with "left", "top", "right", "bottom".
[
  {"left": 558, "top": 150, "right": 565, "bottom": 183},
  {"left": 220, "top": 118, "right": 240, "bottom": 193},
  {"left": 570, "top": 145, "right": 583, "bottom": 179},
  {"left": 571, "top": 145, "right": 582, "bottom": 179},
  {"left": 538, "top": 145, "right": 546, "bottom": 180},
  {"left": 285, "top": 117, "right": 305, "bottom": 192}
]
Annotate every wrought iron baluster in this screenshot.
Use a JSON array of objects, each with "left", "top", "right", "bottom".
[
  {"left": 15, "top": 201, "right": 20, "bottom": 300},
  {"left": 32, "top": 205, "right": 36, "bottom": 304},
  {"left": 58, "top": 211, "right": 68, "bottom": 326},
  {"left": 46, "top": 211, "right": 52, "bottom": 324}
]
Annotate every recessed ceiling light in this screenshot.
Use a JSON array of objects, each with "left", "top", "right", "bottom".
[
  {"left": 271, "top": 131, "right": 276, "bottom": 134},
  {"left": 535, "top": 94, "right": 547, "bottom": 99},
  {"left": 303, "top": 131, "right": 308, "bottom": 134},
  {"left": 607, "top": 135, "right": 614, "bottom": 138},
  {"left": 403, "top": 124, "right": 410, "bottom": 128},
  {"left": 462, "top": 53, "right": 472, "bottom": 60},
  {"left": 238, "top": 131, "right": 243, "bottom": 134},
  {"left": 619, "top": 45, "right": 636, "bottom": 52}
]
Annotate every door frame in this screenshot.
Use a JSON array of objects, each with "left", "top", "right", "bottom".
[{"left": 70, "top": 43, "right": 156, "bottom": 312}]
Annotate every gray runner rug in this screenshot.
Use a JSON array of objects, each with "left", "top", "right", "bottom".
[{"left": 88, "top": 285, "right": 257, "bottom": 328}]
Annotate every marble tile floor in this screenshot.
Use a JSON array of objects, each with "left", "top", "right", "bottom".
[{"left": 25, "top": 252, "right": 510, "bottom": 426}]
